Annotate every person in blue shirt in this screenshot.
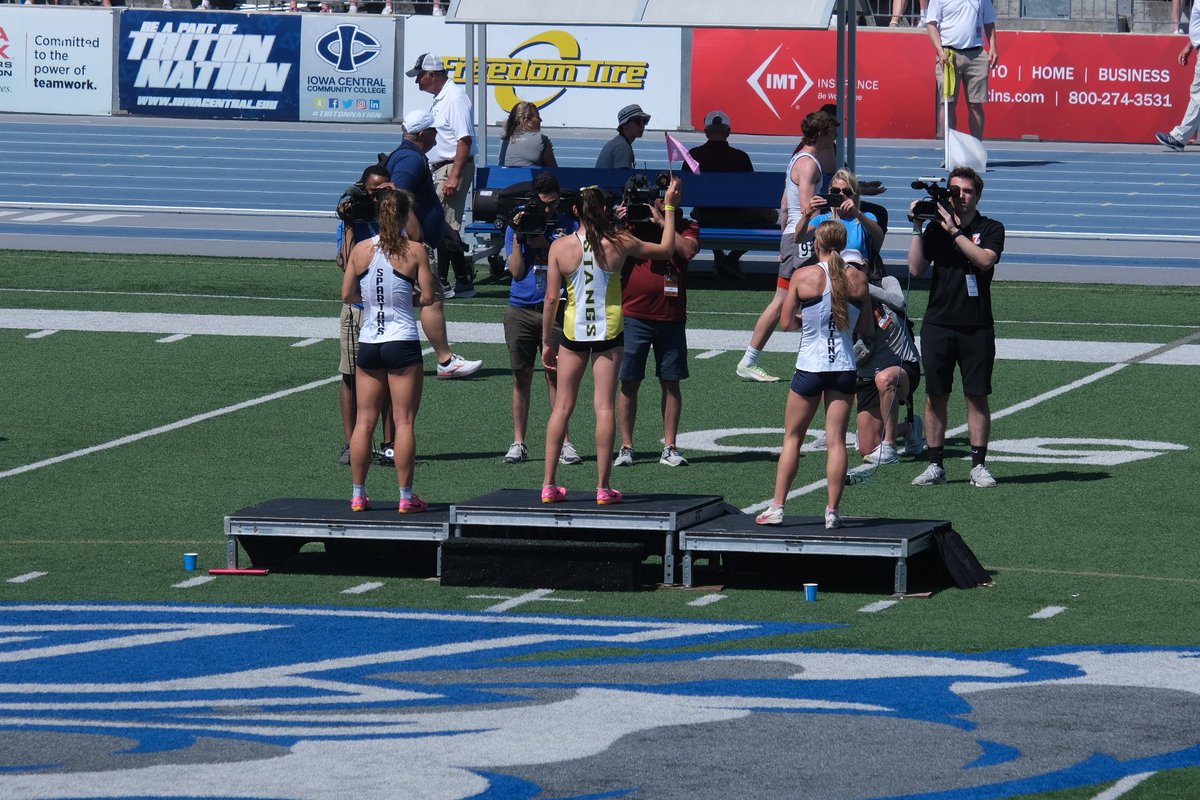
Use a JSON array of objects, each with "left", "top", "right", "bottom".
[{"left": 500, "top": 172, "right": 583, "bottom": 466}]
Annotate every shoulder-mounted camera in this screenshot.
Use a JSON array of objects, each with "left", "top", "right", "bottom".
[
  {"left": 908, "top": 178, "right": 960, "bottom": 224},
  {"left": 622, "top": 172, "right": 671, "bottom": 223}
]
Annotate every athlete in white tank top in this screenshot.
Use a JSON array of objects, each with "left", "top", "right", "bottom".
[
  {"left": 358, "top": 237, "right": 420, "bottom": 344},
  {"left": 794, "top": 261, "right": 860, "bottom": 373}
]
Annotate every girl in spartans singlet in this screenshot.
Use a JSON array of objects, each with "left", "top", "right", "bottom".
[{"left": 562, "top": 233, "right": 623, "bottom": 343}]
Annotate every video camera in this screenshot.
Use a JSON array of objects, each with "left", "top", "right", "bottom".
[
  {"left": 336, "top": 183, "right": 378, "bottom": 225},
  {"left": 497, "top": 197, "right": 549, "bottom": 236},
  {"left": 908, "top": 178, "right": 960, "bottom": 225},
  {"left": 622, "top": 172, "right": 670, "bottom": 223}
]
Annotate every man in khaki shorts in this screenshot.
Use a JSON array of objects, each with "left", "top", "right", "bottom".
[{"left": 926, "top": 0, "right": 998, "bottom": 140}]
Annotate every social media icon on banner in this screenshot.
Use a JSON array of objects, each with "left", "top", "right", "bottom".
[
  {"left": 369, "top": 99, "right": 380, "bottom": 111},
  {"left": 328, "top": 98, "right": 340, "bottom": 109},
  {"left": 315, "top": 98, "right": 326, "bottom": 109},
  {"left": 355, "top": 99, "right": 367, "bottom": 111}
]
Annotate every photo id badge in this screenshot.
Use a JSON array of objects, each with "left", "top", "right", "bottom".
[
  {"left": 535, "top": 268, "right": 547, "bottom": 292},
  {"left": 664, "top": 272, "right": 680, "bottom": 297},
  {"left": 965, "top": 274, "right": 979, "bottom": 297}
]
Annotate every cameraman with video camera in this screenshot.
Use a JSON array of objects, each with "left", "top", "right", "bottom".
[
  {"left": 501, "top": 172, "right": 583, "bottom": 466},
  {"left": 907, "top": 166, "right": 1005, "bottom": 488}
]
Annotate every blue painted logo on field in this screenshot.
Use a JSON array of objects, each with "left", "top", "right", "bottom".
[
  {"left": 315, "top": 24, "right": 380, "bottom": 73},
  {"left": 1, "top": 603, "right": 1199, "bottom": 799}
]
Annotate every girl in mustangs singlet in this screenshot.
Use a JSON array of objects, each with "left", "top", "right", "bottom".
[{"left": 539, "top": 178, "right": 683, "bottom": 506}]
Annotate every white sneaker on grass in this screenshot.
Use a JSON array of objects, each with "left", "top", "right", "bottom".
[
  {"left": 436, "top": 353, "right": 482, "bottom": 379},
  {"left": 736, "top": 362, "right": 780, "bottom": 382},
  {"left": 912, "top": 463, "right": 946, "bottom": 485},
  {"left": 659, "top": 445, "right": 688, "bottom": 467},
  {"left": 863, "top": 442, "right": 899, "bottom": 465},
  {"left": 503, "top": 441, "right": 528, "bottom": 464},
  {"left": 970, "top": 464, "right": 998, "bottom": 487},
  {"left": 824, "top": 509, "right": 843, "bottom": 529},
  {"left": 613, "top": 446, "right": 635, "bottom": 467},
  {"left": 559, "top": 441, "right": 583, "bottom": 465}
]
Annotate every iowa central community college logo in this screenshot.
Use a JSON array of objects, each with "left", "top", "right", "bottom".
[
  {"left": 442, "top": 30, "right": 650, "bottom": 112},
  {"left": 315, "top": 24, "right": 380, "bottom": 73},
  {"left": 749, "top": 43, "right": 814, "bottom": 120}
]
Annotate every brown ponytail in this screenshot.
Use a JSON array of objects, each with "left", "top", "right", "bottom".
[
  {"left": 574, "top": 186, "right": 620, "bottom": 269},
  {"left": 376, "top": 188, "right": 414, "bottom": 262},
  {"left": 815, "top": 220, "right": 849, "bottom": 330}
]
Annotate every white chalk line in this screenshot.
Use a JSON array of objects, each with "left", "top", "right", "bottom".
[
  {"left": 0, "top": 375, "right": 340, "bottom": 480},
  {"left": 1089, "top": 772, "right": 1157, "bottom": 800}
]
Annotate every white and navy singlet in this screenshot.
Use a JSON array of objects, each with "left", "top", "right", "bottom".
[
  {"left": 357, "top": 237, "right": 419, "bottom": 345},
  {"left": 795, "top": 261, "right": 860, "bottom": 373},
  {"left": 563, "top": 233, "right": 623, "bottom": 343}
]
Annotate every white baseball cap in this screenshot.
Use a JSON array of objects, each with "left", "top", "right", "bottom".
[
  {"left": 403, "top": 109, "right": 436, "bottom": 134},
  {"left": 405, "top": 52, "right": 445, "bottom": 77}
]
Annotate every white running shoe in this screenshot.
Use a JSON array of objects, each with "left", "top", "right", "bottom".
[
  {"left": 970, "top": 464, "right": 998, "bottom": 488},
  {"left": 903, "top": 417, "right": 926, "bottom": 457},
  {"left": 864, "top": 442, "right": 900, "bottom": 465},
  {"left": 503, "top": 441, "right": 528, "bottom": 464},
  {"left": 659, "top": 445, "right": 689, "bottom": 467},
  {"left": 559, "top": 441, "right": 583, "bottom": 465},
  {"left": 613, "top": 446, "right": 635, "bottom": 467},
  {"left": 436, "top": 353, "right": 482, "bottom": 379},
  {"left": 755, "top": 505, "right": 784, "bottom": 525},
  {"left": 736, "top": 362, "right": 780, "bottom": 382},
  {"left": 912, "top": 463, "right": 947, "bottom": 485},
  {"left": 824, "top": 509, "right": 843, "bottom": 529}
]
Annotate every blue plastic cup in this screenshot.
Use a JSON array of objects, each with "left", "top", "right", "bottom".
[
  {"left": 804, "top": 582, "right": 818, "bottom": 602},
  {"left": 184, "top": 553, "right": 198, "bottom": 571}
]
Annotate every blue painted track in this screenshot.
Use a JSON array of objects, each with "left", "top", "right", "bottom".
[{"left": 1, "top": 115, "right": 1197, "bottom": 277}]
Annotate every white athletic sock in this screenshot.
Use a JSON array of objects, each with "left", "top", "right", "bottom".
[
  {"left": 741, "top": 347, "right": 761, "bottom": 366},
  {"left": 352, "top": 484, "right": 366, "bottom": 498}
]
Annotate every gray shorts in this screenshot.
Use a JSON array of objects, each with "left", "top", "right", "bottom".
[{"left": 778, "top": 234, "right": 815, "bottom": 288}]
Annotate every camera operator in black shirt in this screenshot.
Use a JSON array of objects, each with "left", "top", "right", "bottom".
[{"left": 907, "top": 166, "right": 1005, "bottom": 488}]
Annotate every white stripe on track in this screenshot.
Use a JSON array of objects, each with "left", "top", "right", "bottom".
[{"left": 0, "top": 375, "right": 340, "bottom": 480}]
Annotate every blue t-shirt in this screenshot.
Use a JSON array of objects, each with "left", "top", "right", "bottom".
[
  {"left": 385, "top": 140, "right": 444, "bottom": 248},
  {"left": 504, "top": 212, "right": 579, "bottom": 307},
  {"left": 810, "top": 211, "right": 877, "bottom": 258}
]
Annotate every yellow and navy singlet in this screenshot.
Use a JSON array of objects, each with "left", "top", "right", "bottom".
[{"left": 563, "top": 232, "right": 623, "bottom": 343}]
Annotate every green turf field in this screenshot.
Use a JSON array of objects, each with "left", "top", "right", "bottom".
[{"left": 3, "top": 251, "right": 1200, "bottom": 799}]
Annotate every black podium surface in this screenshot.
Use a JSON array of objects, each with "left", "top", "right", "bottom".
[
  {"left": 679, "top": 514, "right": 947, "bottom": 594},
  {"left": 224, "top": 497, "right": 451, "bottom": 569},
  {"left": 449, "top": 489, "right": 727, "bottom": 584}
]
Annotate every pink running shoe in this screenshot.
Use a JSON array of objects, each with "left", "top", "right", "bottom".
[
  {"left": 596, "top": 487, "right": 623, "bottom": 505},
  {"left": 398, "top": 496, "right": 428, "bottom": 514},
  {"left": 541, "top": 485, "right": 567, "bottom": 504},
  {"left": 350, "top": 495, "right": 371, "bottom": 512}
]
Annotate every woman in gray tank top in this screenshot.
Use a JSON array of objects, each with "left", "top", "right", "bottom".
[{"left": 499, "top": 102, "right": 558, "bottom": 168}]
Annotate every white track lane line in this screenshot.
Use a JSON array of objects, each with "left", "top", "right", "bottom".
[{"left": 0, "top": 375, "right": 340, "bottom": 480}]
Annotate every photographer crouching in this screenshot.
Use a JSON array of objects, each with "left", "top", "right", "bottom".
[
  {"left": 615, "top": 173, "right": 700, "bottom": 468},
  {"left": 500, "top": 172, "right": 584, "bottom": 466},
  {"left": 907, "top": 166, "right": 1005, "bottom": 488}
]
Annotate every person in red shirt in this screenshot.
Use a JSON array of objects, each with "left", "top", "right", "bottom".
[{"left": 614, "top": 188, "right": 701, "bottom": 468}]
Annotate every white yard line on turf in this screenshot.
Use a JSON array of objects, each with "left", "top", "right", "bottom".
[
  {"left": 687, "top": 594, "right": 727, "bottom": 607},
  {"left": 1029, "top": 606, "right": 1068, "bottom": 619},
  {"left": 0, "top": 376, "right": 340, "bottom": 480},
  {"left": 1089, "top": 772, "right": 1157, "bottom": 800},
  {"left": 342, "top": 582, "right": 385, "bottom": 595},
  {"left": 172, "top": 576, "right": 215, "bottom": 589},
  {"left": 741, "top": 363, "right": 1131, "bottom": 514},
  {"left": 6, "top": 572, "right": 48, "bottom": 584},
  {"left": 859, "top": 600, "right": 898, "bottom": 613}
]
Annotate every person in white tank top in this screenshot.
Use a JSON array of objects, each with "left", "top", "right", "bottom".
[
  {"left": 539, "top": 178, "right": 683, "bottom": 506},
  {"left": 341, "top": 188, "right": 439, "bottom": 515},
  {"left": 757, "top": 220, "right": 871, "bottom": 530},
  {"left": 736, "top": 110, "right": 839, "bottom": 384}
]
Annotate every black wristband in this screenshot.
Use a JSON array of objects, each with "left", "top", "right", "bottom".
[{"left": 953, "top": 228, "right": 966, "bottom": 239}]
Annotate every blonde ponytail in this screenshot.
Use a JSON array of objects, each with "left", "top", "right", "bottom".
[{"left": 814, "top": 220, "right": 849, "bottom": 330}]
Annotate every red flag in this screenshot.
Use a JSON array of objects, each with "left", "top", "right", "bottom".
[{"left": 664, "top": 132, "right": 701, "bottom": 174}]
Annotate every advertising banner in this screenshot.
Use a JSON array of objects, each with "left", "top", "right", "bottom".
[
  {"left": 0, "top": 7, "right": 115, "bottom": 116},
  {"left": 692, "top": 29, "right": 1189, "bottom": 144},
  {"left": 118, "top": 10, "right": 299, "bottom": 120},
  {"left": 690, "top": 29, "right": 930, "bottom": 139},
  {"left": 402, "top": 15, "right": 683, "bottom": 131},
  {"left": 298, "top": 15, "right": 395, "bottom": 122}
]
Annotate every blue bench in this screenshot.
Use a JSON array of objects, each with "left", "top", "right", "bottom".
[{"left": 467, "top": 166, "right": 785, "bottom": 259}]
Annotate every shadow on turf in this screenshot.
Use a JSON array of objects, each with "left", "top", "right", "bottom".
[{"left": 992, "top": 470, "right": 1111, "bottom": 485}]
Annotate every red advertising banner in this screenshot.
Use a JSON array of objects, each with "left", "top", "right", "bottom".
[{"left": 691, "top": 29, "right": 1190, "bottom": 144}]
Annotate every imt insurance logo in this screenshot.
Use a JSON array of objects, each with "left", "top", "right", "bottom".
[{"left": 748, "top": 43, "right": 814, "bottom": 119}]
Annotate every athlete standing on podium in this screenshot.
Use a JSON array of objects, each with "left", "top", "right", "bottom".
[{"left": 341, "top": 188, "right": 439, "bottom": 515}]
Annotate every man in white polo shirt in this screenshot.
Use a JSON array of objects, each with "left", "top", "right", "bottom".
[
  {"left": 407, "top": 52, "right": 479, "bottom": 298},
  {"left": 1155, "top": 0, "right": 1200, "bottom": 151},
  {"left": 925, "top": 0, "right": 998, "bottom": 140}
]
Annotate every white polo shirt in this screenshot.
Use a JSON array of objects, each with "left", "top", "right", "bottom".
[
  {"left": 927, "top": 0, "right": 997, "bottom": 50},
  {"left": 428, "top": 80, "right": 478, "bottom": 165}
]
